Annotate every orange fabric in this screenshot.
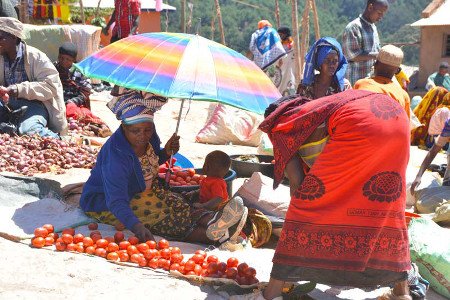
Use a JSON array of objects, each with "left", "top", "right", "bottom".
[
  {"left": 199, "top": 177, "right": 228, "bottom": 205},
  {"left": 65, "top": 102, "right": 104, "bottom": 125},
  {"left": 411, "top": 87, "right": 450, "bottom": 146},
  {"left": 261, "top": 90, "right": 410, "bottom": 272},
  {"left": 354, "top": 76, "right": 411, "bottom": 118}
]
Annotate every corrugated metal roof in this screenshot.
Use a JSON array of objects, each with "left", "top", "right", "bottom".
[
  {"left": 411, "top": 0, "right": 450, "bottom": 26},
  {"left": 78, "top": 0, "right": 176, "bottom": 11}
]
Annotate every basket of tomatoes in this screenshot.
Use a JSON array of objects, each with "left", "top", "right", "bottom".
[{"left": 158, "top": 165, "right": 236, "bottom": 195}]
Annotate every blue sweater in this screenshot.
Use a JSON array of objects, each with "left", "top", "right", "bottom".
[{"left": 80, "top": 126, "right": 168, "bottom": 230}]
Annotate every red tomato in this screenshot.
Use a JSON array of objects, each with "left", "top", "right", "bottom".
[
  {"left": 127, "top": 245, "right": 139, "bottom": 255},
  {"left": 34, "top": 227, "right": 49, "bottom": 238},
  {"left": 66, "top": 243, "right": 76, "bottom": 252},
  {"left": 227, "top": 257, "right": 239, "bottom": 268},
  {"left": 62, "top": 234, "right": 74, "bottom": 244},
  {"left": 42, "top": 224, "right": 54, "bottom": 234},
  {"left": 138, "top": 257, "right": 147, "bottom": 267},
  {"left": 130, "top": 253, "right": 141, "bottom": 263},
  {"left": 171, "top": 247, "right": 181, "bottom": 255},
  {"left": 191, "top": 254, "right": 205, "bottom": 264},
  {"left": 158, "top": 258, "right": 171, "bottom": 270},
  {"left": 170, "top": 263, "right": 181, "bottom": 272},
  {"left": 237, "top": 262, "right": 249, "bottom": 276},
  {"left": 186, "top": 168, "right": 195, "bottom": 177},
  {"left": 107, "top": 242, "right": 119, "bottom": 253},
  {"left": 160, "top": 248, "right": 171, "bottom": 259},
  {"left": 194, "top": 264, "right": 203, "bottom": 276},
  {"left": 43, "top": 236, "right": 54, "bottom": 246},
  {"left": 48, "top": 232, "right": 59, "bottom": 241},
  {"left": 107, "top": 252, "right": 119, "bottom": 261},
  {"left": 137, "top": 243, "right": 150, "bottom": 253},
  {"left": 104, "top": 236, "right": 115, "bottom": 243},
  {"left": 55, "top": 241, "right": 66, "bottom": 251},
  {"left": 244, "top": 267, "right": 257, "bottom": 278},
  {"left": 206, "top": 255, "right": 219, "bottom": 264},
  {"left": 82, "top": 237, "right": 94, "bottom": 247},
  {"left": 73, "top": 233, "right": 84, "bottom": 244},
  {"left": 146, "top": 240, "right": 157, "bottom": 249},
  {"left": 128, "top": 236, "right": 139, "bottom": 245},
  {"left": 148, "top": 258, "right": 159, "bottom": 269},
  {"left": 189, "top": 181, "right": 198, "bottom": 185},
  {"left": 88, "top": 222, "right": 98, "bottom": 230},
  {"left": 118, "top": 251, "right": 129, "bottom": 262},
  {"left": 114, "top": 231, "right": 125, "bottom": 243},
  {"left": 95, "top": 247, "right": 107, "bottom": 258},
  {"left": 175, "top": 171, "right": 188, "bottom": 178},
  {"left": 32, "top": 237, "right": 45, "bottom": 248},
  {"left": 185, "top": 271, "right": 196, "bottom": 276},
  {"left": 62, "top": 228, "right": 75, "bottom": 236},
  {"left": 195, "top": 250, "right": 206, "bottom": 258},
  {"left": 184, "top": 260, "right": 196, "bottom": 272},
  {"left": 85, "top": 246, "right": 96, "bottom": 255},
  {"left": 119, "top": 241, "right": 131, "bottom": 250},
  {"left": 226, "top": 267, "right": 238, "bottom": 279},
  {"left": 90, "top": 230, "right": 101, "bottom": 238},
  {"left": 171, "top": 253, "right": 183, "bottom": 264},
  {"left": 158, "top": 239, "right": 170, "bottom": 249},
  {"left": 207, "top": 262, "right": 218, "bottom": 274},
  {"left": 96, "top": 239, "right": 108, "bottom": 248},
  {"left": 217, "top": 262, "right": 227, "bottom": 273}
]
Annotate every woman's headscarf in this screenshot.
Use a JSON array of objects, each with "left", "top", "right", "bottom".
[
  {"left": 258, "top": 20, "right": 272, "bottom": 29},
  {"left": 107, "top": 88, "right": 167, "bottom": 125},
  {"left": 302, "top": 37, "right": 348, "bottom": 91}
]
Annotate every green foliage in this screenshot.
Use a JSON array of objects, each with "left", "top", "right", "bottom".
[{"left": 162, "top": 0, "right": 429, "bottom": 66}]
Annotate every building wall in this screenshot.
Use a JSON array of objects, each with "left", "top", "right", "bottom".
[
  {"left": 418, "top": 25, "right": 450, "bottom": 87},
  {"left": 99, "top": 12, "right": 161, "bottom": 47}
]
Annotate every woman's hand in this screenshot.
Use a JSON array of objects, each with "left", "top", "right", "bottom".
[
  {"left": 132, "top": 222, "right": 155, "bottom": 243},
  {"left": 410, "top": 177, "right": 421, "bottom": 194},
  {"left": 164, "top": 133, "right": 180, "bottom": 156}
]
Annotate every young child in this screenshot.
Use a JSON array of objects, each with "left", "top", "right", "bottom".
[{"left": 187, "top": 150, "right": 231, "bottom": 211}]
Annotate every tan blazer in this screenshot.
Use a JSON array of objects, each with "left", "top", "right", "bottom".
[{"left": 0, "top": 43, "right": 68, "bottom": 134}]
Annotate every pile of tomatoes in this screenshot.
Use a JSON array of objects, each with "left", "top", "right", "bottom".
[
  {"left": 158, "top": 166, "right": 206, "bottom": 187},
  {"left": 30, "top": 223, "right": 259, "bottom": 286}
]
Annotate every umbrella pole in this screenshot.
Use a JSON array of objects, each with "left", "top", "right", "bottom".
[{"left": 164, "top": 98, "right": 185, "bottom": 189}]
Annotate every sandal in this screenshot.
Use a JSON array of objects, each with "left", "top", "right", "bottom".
[
  {"left": 378, "top": 289, "right": 412, "bottom": 300},
  {"left": 206, "top": 196, "right": 245, "bottom": 242}
]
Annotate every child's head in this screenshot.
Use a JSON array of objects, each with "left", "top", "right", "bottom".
[
  {"left": 203, "top": 150, "right": 231, "bottom": 178},
  {"left": 58, "top": 42, "right": 78, "bottom": 69}
]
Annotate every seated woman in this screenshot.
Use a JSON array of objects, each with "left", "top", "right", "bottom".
[
  {"left": 79, "top": 89, "right": 247, "bottom": 244},
  {"left": 412, "top": 117, "right": 450, "bottom": 190},
  {"left": 411, "top": 87, "right": 450, "bottom": 146},
  {"left": 54, "top": 42, "right": 111, "bottom": 137},
  {"left": 234, "top": 90, "right": 411, "bottom": 300},
  {"left": 296, "top": 37, "right": 351, "bottom": 99}
]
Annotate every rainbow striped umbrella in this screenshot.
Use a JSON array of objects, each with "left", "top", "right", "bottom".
[{"left": 75, "top": 32, "right": 281, "bottom": 115}]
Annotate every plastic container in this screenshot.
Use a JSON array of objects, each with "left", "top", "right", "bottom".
[
  {"left": 168, "top": 168, "right": 237, "bottom": 196},
  {"left": 230, "top": 154, "right": 274, "bottom": 178}
]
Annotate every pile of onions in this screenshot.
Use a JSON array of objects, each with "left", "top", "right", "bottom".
[
  {"left": 68, "top": 118, "right": 95, "bottom": 137},
  {"left": 0, "top": 133, "right": 98, "bottom": 176}
]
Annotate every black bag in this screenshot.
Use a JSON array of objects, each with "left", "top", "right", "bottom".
[{"left": 0, "top": 105, "right": 28, "bottom": 135}]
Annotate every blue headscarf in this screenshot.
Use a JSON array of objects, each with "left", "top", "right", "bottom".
[
  {"left": 107, "top": 88, "right": 167, "bottom": 125},
  {"left": 302, "top": 37, "right": 348, "bottom": 91}
]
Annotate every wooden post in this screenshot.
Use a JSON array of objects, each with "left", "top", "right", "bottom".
[
  {"left": 181, "top": 0, "right": 186, "bottom": 33},
  {"left": 274, "top": 0, "right": 280, "bottom": 28},
  {"left": 95, "top": 0, "right": 102, "bottom": 19},
  {"left": 19, "top": 0, "right": 29, "bottom": 23},
  {"left": 79, "top": 0, "right": 86, "bottom": 24},
  {"left": 299, "top": 0, "right": 311, "bottom": 79},
  {"left": 311, "top": 0, "right": 320, "bottom": 40},
  {"left": 210, "top": 3, "right": 216, "bottom": 40},
  {"left": 214, "top": 0, "right": 225, "bottom": 45},
  {"left": 291, "top": 0, "right": 301, "bottom": 83}
]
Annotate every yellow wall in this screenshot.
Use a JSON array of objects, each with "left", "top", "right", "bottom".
[{"left": 418, "top": 25, "right": 450, "bottom": 87}]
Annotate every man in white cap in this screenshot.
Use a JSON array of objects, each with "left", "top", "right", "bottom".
[
  {"left": 0, "top": 17, "right": 67, "bottom": 137},
  {"left": 354, "top": 44, "right": 411, "bottom": 118}
]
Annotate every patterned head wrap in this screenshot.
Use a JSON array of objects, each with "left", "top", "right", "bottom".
[{"left": 107, "top": 88, "right": 168, "bottom": 125}]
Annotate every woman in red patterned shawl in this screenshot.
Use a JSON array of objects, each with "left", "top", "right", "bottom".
[{"left": 233, "top": 90, "right": 412, "bottom": 300}]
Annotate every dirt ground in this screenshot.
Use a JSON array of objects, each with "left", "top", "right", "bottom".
[{"left": 0, "top": 93, "right": 447, "bottom": 300}]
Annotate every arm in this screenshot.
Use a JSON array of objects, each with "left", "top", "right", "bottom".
[
  {"left": 15, "top": 51, "right": 62, "bottom": 102},
  {"left": 102, "top": 10, "right": 116, "bottom": 35},
  {"left": 129, "top": 0, "right": 141, "bottom": 36},
  {"left": 130, "top": 15, "right": 140, "bottom": 35},
  {"left": 284, "top": 155, "right": 305, "bottom": 197},
  {"left": 410, "top": 143, "right": 443, "bottom": 193},
  {"left": 150, "top": 131, "right": 180, "bottom": 165},
  {"left": 425, "top": 73, "right": 436, "bottom": 91}
]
